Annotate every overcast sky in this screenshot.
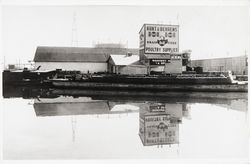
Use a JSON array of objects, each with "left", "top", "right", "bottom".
[{"left": 1, "top": 4, "right": 250, "bottom": 64}]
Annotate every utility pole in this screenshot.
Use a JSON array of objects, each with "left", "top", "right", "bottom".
[
  {"left": 245, "top": 50, "right": 248, "bottom": 68},
  {"left": 71, "top": 12, "right": 78, "bottom": 47},
  {"left": 3, "top": 56, "right": 6, "bottom": 70},
  {"left": 126, "top": 40, "right": 128, "bottom": 51},
  {"left": 71, "top": 12, "right": 78, "bottom": 142},
  {"left": 71, "top": 116, "right": 77, "bottom": 142},
  {"left": 176, "top": 13, "right": 180, "bottom": 25}
]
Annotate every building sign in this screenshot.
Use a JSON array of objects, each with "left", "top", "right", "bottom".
[
  {"left": 150, "top": 59, "right": 170, "bottom": 65},
  {"left": 145, "top": 125, "right": 178, "bottom": 146},
  {"left": 149, "top": 104, "right": 166, "bottom": 112},
  {"left": 142, "top": 24, "right": 179, "bottom": 54},
  {"left": 144, "top": 115, "right": 171, "bottom": 134}
]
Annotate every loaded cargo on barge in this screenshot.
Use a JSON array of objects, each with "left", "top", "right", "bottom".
[
  {"left": 2, "top": 23, "right": 248, "bottom": 92},
  {"left": 50, "top": 71, "right": 247, "bottom": 92},
  {"left": 3, "top": 67, "right": 247, "bottom": 92}
]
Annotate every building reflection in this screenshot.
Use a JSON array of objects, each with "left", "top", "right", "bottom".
[
  {"left": 33, "top": 97, "right": 190, "bottom": 118},
  {"left": 139, "top": 103, "right": 185, "bottom": 146},
  {"left": 32, "top": 96, "right": 189, "bottom": 144},
  {"left": 33, "top": 97, "right": 140, "bottom": 117}
]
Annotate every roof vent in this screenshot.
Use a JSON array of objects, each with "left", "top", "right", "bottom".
[{"left": 126, "top": 52, "right": 132, "bottom": 57}]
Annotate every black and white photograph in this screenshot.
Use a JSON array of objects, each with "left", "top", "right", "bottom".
[{"left": 1, "top": 0, "right": 249, "bottom": 163}]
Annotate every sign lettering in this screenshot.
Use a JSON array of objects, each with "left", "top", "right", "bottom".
[{"left": 143, "top": 24, "right": 179, "bottom": 54}]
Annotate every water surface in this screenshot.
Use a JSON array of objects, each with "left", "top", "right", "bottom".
[{"left": 3, "top": 87, "right": 248, "bottom": 159}]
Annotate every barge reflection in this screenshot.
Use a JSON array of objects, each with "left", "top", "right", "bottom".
[{"left": 3, "top": 85, "right": 248, "bottom": 112}]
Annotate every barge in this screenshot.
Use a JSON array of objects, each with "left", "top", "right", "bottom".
[
  {"left": 52, "top": 81, "right": 247, "bottom": 92},
  {"left": 51, "top": 73, "right": 248, "bottom": 92},
  {"left": 3, "top": 68, "right": 248, "bottom": 92},
  {"left": 2, "top": 69, "right": 57, "bottom": 86}
]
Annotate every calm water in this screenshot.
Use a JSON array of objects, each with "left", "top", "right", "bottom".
[{"left": 2, "top": 86, "right": 248, "bottom": 159}]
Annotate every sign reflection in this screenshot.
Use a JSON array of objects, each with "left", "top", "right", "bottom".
[{"left": 139, "top": 103, "right": 184, "bottom": 146}]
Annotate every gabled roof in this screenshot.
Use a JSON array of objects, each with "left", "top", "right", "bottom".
[
  {"left": 109, "top": 54, "right": 140, "bottom": 66},
  {"left": 34, "top": 46, "right": 139, "bottom": 62}
]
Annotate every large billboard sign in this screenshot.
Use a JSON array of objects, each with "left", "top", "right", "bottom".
[{"left": 140, "top": 24, "right": 179, "bottom": 54}]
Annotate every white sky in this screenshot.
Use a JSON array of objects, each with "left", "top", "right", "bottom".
[{"left": 1, "top": 2, "right": 250, "bottom": 64}]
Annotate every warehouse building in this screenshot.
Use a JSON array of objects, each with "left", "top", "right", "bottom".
[
  {"left": 191, "top": 55, "right": 248, "bottom": 75},
  {"left": 108, "top": 53, "right": 147, "bottom": 75},
  {"left": 34, "top": 46, "right": 138, "bottom": 73},
  {"left": 33, "top": 24, "right": 190, "bottom": 75}
]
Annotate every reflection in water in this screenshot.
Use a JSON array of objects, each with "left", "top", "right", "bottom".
[
  {"left": 3, "top": 85, "right": 56, "bottom": 99},
  {"left": 2, "top": 86, "right": 248, "bottom": 159},
  {"left": 10, "top": 86, "right": 245, "bottom": 148},
  {"left": 139, "top": 103, "right": 183, "bottom": 146},
  {"left": 3, "top": 85, "right": 248, "bottom": 112},
  {"left": 33, "top": 97, "right": 140, "bottom": 117},
  {"left": 33, "top": 96, "right": 189, "bottom": 146}
]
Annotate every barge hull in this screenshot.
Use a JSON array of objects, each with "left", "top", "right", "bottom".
[{"left": 52, "top": 82, "right": 248, "bottom": 92}]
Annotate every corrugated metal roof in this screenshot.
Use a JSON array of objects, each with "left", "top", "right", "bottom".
[
  {"left": 34, "top": 46, "right": 139, "bottom": 62},
  {"left": 110, "top": 54, "right": 140, "bottom": 66}
]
